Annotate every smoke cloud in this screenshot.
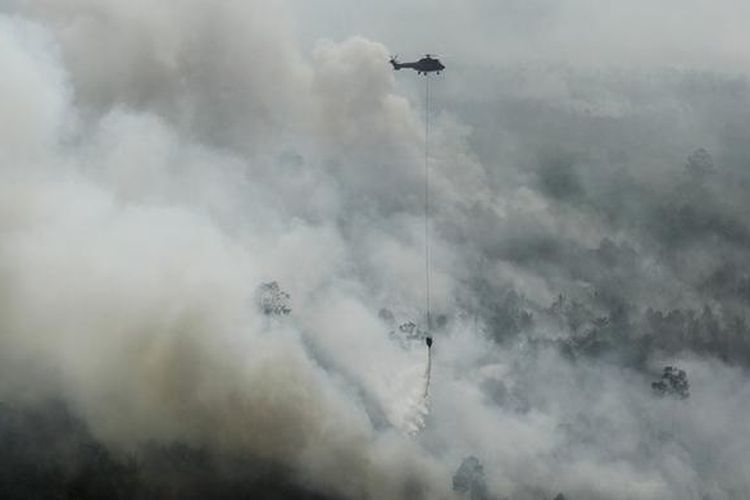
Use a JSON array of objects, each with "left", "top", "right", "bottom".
[{"left": 1, "top": 1, "right": 750, "bottom": 499}]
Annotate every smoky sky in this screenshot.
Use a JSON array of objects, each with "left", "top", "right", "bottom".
[
  {"left": 290, "top": 0, "right": 750, "bottom": 72},
  {"left": 1, "top": 1, "right": 750, "bottom": 499}
]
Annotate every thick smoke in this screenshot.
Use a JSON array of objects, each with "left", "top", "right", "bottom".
[{"left": 2, "top": 1, "right": 750, "bottom": 499}]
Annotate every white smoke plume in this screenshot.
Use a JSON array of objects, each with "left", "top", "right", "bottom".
[{"left": 2, "top": 1, "right": 750, "bottom": 499}]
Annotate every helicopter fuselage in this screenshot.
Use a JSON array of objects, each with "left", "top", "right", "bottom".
[{"left": 390, "top": 56, "right": 445, "bottom": 75}]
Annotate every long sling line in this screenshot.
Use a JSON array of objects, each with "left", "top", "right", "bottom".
[{"left": 424, "top": 75, "right": 432, "bottom": 332}]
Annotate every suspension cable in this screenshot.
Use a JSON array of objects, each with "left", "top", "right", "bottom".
[{"left": 424, "top": 75, "right": 431, "bottom": 332}]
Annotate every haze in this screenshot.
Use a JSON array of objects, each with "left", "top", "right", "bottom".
[{"left": 1, "top": 1, "right": 749, "bottom": 499}]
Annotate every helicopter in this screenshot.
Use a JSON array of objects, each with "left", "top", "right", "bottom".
[{"left": 390, "top": 54, "right": 445, "bottom": 75}]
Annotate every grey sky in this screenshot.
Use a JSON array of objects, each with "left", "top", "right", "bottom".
[{"left": 289, "top": 0, "right": 750, "bottom": 72}]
